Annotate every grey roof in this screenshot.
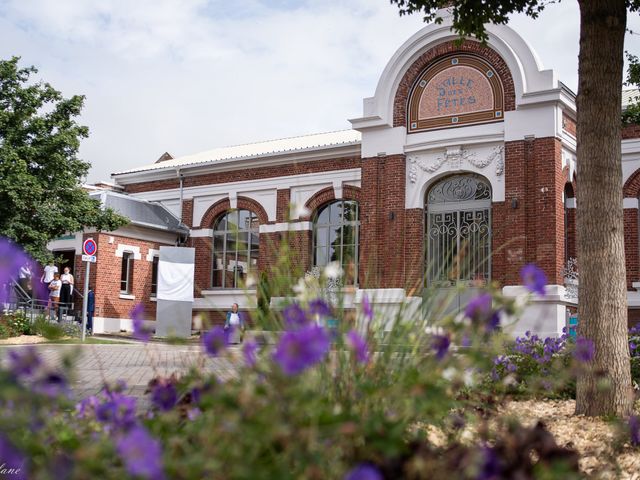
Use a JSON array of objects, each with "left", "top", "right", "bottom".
[{"left": 90, "top": 191, "right": 188, "bottom": 234}]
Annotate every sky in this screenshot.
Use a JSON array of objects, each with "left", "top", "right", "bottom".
[{"left": 2, "top": 0, "right": 640, "bottom": 183}]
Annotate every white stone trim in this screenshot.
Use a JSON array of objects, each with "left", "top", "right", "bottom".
[
  {"left": 132, "top": 169, "right": 361, "bottom": 226},
  {"left": 119, "top": 294, "right": 136, "bottom": 300},
  {"left": 190, "top": 229, "right": 214, "bottom": 238},
  {"left": 146, "top": 248, "right": 160, "bottom": 261},
  {"left": 229, "top": 191, "right": 238, "bottom": 209},
  {"left": 195, "top": 289, "right": 257, "bottom": 309},
  {"left": 333, "top": 180, "right": 343, "bottom": 199},
  {"left": 565, "top": 198, "right": 577, "bottom": 209},
  {"left": 624, "top": 198, "right": 639, "bottom": 209},
  {"left": 259, "top": 222, "right": 312, "bottom": 233},
  {"left": 92, "top": 316, "right": 156, "bottom": 334},
  {"left": 115, "top": 244, "right": 142, "bottom": 260}
]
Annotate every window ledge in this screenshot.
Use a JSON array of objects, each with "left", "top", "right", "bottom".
[
  {"left": 119, "top": 294, "right": 135, "bottom": 300},
  {"left": 201, "top": 289, "right": 257, "bottom": 296},
  {"left": 150, "top": 296, "right": 157, "bottom": 302}
]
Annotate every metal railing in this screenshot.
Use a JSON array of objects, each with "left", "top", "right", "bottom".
[{"left": 2, "top": 277, "right": 82, "bottom": 324}]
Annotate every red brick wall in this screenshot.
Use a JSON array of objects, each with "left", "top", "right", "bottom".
[
  {"left": 123, "top": 156, "right": 362, "bottom": 194},
  {"left": 92, "top": 233, "right": 170, "bottom": 321},
  {"left": 562, "top": 113, "right": 576, "bottom": 137},
  {"left": 624, "top": 208, "right": 639, "bottom": 289},
  {"left": 182, "top": 199, "right": 193, "bottom": 227},
  {"left": 404, "top": 208, "right": 424, "bottom": 295},
  {"left": 622, "top": 123, "right": 640, "bottom": 139},
  {"left": 497, "top": 137, "right": 565, "bottom": 286},
  {"left": 359, "top": 154, "right": 406, "bottom": 289},
  {"left": 393, "top": 40, "right": 516, "bottom": 128}
]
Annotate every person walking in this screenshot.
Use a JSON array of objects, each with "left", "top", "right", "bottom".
[
  {"left": 224, "top": 303, "right": 246, "bottom": 344},
  {"left": 86, "top": 288, "right": 95, "bottom": 335},
  {"left": 59, "top": 266, "right": 74, "bottom": 321}
]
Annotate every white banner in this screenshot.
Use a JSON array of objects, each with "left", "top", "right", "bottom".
[{"left": 157, "top": 260, "right": 194, "bottom": 302}]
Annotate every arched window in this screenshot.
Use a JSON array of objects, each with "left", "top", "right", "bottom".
[
  {"left": 313, "top": 200, "right": 360, "bottom": 285},
  {"left": 425, "top": 174, "right": 492, "bottom": 287},
  {"left": 212, "top": 209, "right": 259, "bottom": 288}
]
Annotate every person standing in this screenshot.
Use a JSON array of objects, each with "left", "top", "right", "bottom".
[
  {"left": 59, "top": 266, "right": 74, "bottom": 321},
  {"left": 41, "top": 261, "right": 58, "bottom": 308},
  {"left": 86, "top": 288, "right": 95, "bottom": 335},
  {"left": 48, "top": 273, "right": 62, "bottom": 320},
  {"left": 17, "top": 264, "right": 32, "bottom": 299},
  {"left": 224, "top": 303, "right": 246, "bottom": 344}
]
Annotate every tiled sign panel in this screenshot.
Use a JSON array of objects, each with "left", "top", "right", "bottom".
[{"left": 408, "top": 54, "right": 504, "bottom": 133}]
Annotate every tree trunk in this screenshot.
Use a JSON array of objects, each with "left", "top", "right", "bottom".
[{"left": 575, "top": 0, "right": 633, "bottom": 417}]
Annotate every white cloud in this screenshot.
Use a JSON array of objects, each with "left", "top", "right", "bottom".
[{"left": 1, "top": 0, "right": 639, "bottom": 182}]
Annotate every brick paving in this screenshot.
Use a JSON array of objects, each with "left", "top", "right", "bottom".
[{"left": 0, "top": 341, "right": 241, "bottom": 401}]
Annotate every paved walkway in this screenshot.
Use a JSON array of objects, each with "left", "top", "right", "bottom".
[{"left": 0, "top": 342, "right": 241, "bottom": 400}]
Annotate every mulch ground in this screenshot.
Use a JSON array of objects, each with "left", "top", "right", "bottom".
[{"left": 502, "top": 400, "right": 640, "bottom": 479}]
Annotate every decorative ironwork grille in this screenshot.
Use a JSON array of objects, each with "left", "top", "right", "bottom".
[{"left": 425, "top": 175, "right": 492, "bottom": 287}]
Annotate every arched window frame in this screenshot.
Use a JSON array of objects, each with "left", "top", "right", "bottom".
[
  {"left": 211, "top": 209, "right": 260, "bottom": 289},
  {"left": 312, "top": 200, "right": 360, "bottom": 285}
]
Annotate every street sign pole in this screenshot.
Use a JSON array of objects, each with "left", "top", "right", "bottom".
[{"left": 81, "top": 260, "right": 90, "bottom": 342}]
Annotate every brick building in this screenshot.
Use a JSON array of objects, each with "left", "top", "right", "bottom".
[{"left": 47, "top": 16, "right": 640, "bottom": 336}]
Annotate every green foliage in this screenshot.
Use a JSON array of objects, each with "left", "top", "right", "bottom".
[
  {"left": 0, "top": 57, "right": 128, "bottom": 262},
  {"left": 0, "top": 311, "right": 33, "bottom": 337},
  {"left": 623, "top": 52, "right": 640, "bottom": 125}
]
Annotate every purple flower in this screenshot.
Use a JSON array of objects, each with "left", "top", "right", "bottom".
[
  {"left": 96, "top": 391, "right": 137, "bottom": 431},
  {"left": 344, "top": 463, "right": 382, "bottom": 480},
  {"left": 346, "top": 330, "right": 369, "bottom": 364},
  {"left": 362, "top": 294, "right": 373, "bottom": 321},
  {"left": 630, "top": 415, "right": 640, "bottom": 446},
  {"left": 465, "top": 293, "right": 500, "bottom": 332},
  {"left": 0, "top": 434, "right": 27, "bottom": 480},
  {"left": 8, "top": 346, "right": 41, "bottom": 377},
  {"left": 151, "top": 381, "right": 177, "bottom": 412},
  {"left": 521, "top": 264, "right": 547, "bottom": 296},
  {"left": 431, "top": 334, "right": 450, "bottom": 361},
  {"left": 202, "top": 326, "right": 227, "bottom": 357},
  {"left": 477, "top": 445, "right": 501, "bottom": 480},
  {"left": 574, "top": 337, "right": 595, "bottom": 363},
  {"left": 283, "top": 303, "right": 309, "bottom": 329},
  {"left": 187, "top": 408, "right": 201, "bottom": 421},
  {"left": 309, "top": 298, "right": 332, "bottom": 317},
  {"left": 76, "top": 395, "right": 100, "bottom": 419},
  {"left": 34, "top": 372, "right": 70, "bottom": 398},
  {"left": 131, "top": 304, "right": 153, "bottom": 342},
  {"left": 243, "top": 340, "right": 259, "bottom": 367},
  {"left": 116, "top": 426, "right": 165, "bottom": 480},
  {"left": 273, "top": 324, "right": 330, "bottom": 376},
  {"left": 0, "top": 237, "right": 33, "bottom": 304}
]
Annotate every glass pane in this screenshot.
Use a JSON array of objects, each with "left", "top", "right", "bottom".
[
  {"left": 342, "top": 244, "right": 356, "bottom": 263},
  {"left": 329, "top": 202, "right": 342, "bottom": 223},
  {"left": 315, "top": 227, "right": 329, "bottom": 248},
  {"left": 250, "top": 214, "right": 260, "bottom": 230},
  {"left": 237, "top": 231, "right": 249, "bottom": 251},
  {"left": 329, "top": 227, "right": 339, "bottom": 248},
  {"left": 315, "top": 247, "right": 327, "bottom": 266},
  {"left": 328, "top": 245, "right": 339, "bottom": 263},
  {"left": 212, "top": 253, "right": 224, "bottom": 270},
  {"left": 225, "top": 233, "right": 237, "bottom": 252},
  {"left": 212, "top": 269, "right": 223, "bottom": 287},
  {"left": 226, "top": 210, "right": 239, "bottom": 231},
  {"left": 250, "top": 233, "right": 259, "bottom": 248},
  {"left": 238, "top": 210, "right": 252, "bottom": 231},
  {"left": 250, "top": 249, "right": 258, "bottom": 269},
  {"left": 343, "top": 201, "right": 358, "bottom": 222},
  {"left": 342, "top": 225, "right": 355, "bottom": 245},
  {"left": 213, "top": 234, "right": 225, "bottom": 252},
  {"left": 120, "top": 253, "right": 129, "bottom": 283},
  {"left": 214, "top": 213, "right": 227, "bottom": 231},
  {"left": 316, "top": 205, "right": 330, "bottom": 225},
  {"left": 236, "top": 250, "right": 248, "bottom": 273}
]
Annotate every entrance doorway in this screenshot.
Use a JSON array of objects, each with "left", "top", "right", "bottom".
[{"left": 424, "top": 174, "right": 492, "bottom": 315}]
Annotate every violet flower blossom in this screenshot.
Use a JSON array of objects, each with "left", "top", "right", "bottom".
[{"left": 273, "top": 324, "right": 330, "bottom": 375}]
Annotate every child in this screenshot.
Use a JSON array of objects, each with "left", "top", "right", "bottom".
[{"left": 48, "top": 273, "right": 62, "bottom": 320}]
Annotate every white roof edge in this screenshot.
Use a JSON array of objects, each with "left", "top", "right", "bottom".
[{"left": 112, "top": 129, "right": 362, "bottom": 177}]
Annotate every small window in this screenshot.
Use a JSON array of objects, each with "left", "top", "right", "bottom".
[
  {"left": 151, "top": 256, "right": 159, "bottom": 296},
  {"left": 120, "top": 251, "right": 134, "bottom": 294}
]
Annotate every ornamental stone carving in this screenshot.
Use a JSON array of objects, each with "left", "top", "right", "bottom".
[{"left": 408, "top": 145, "right": 504, "bottom": 183}]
